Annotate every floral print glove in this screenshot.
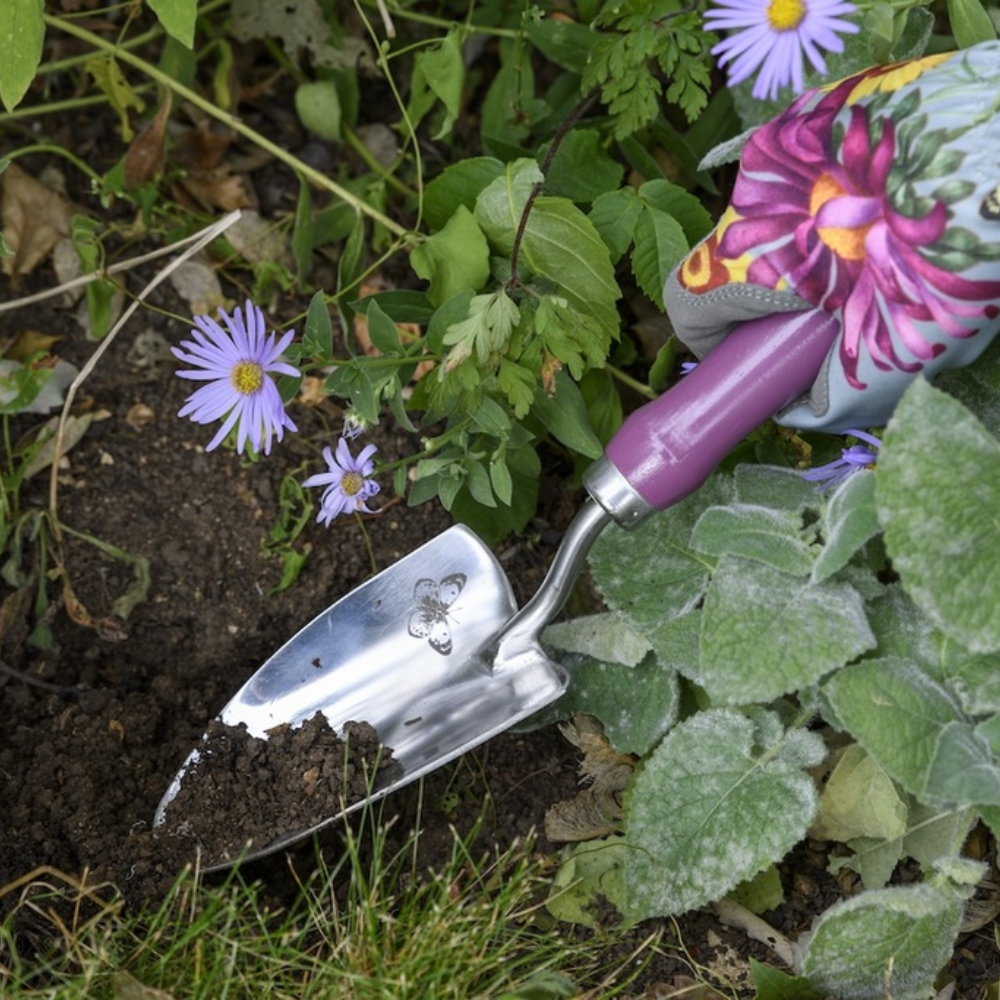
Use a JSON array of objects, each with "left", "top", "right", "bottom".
[{"left": 664, "top": 42, "right": 1000, "bottom": 432}]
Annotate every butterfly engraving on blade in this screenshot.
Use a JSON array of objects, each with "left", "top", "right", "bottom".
[{"left": 407, "top": 573, "right": 466, "bottom": 655}]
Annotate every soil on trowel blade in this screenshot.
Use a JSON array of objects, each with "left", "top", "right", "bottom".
[
  {"left": 122, "top": 715, "right": 394, "bottom": 904},
  {"left": 164, "top": 715, "right": 393, "bottom": 859}
]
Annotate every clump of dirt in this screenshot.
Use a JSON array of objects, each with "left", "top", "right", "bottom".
[{"left": 157, "top": 714, "right": 395, "bottom": 868}]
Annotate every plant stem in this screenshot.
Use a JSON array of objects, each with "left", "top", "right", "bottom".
[
  {"left": 42, "top": 13, "right": 411, "bottom": 239},
  {"left": 2, "top": 142, "right": 102, "bottom": 183},
  {"left": 606, "top": 363, "right": 658, "bottom": 400}
]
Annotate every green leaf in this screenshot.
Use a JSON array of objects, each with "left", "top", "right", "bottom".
[
  {"left": 147, "top": 0, "right": 197, "bottom": 47},
  {"left": 811, "top": 471, "right": 879, "bottom": 582},
  {"left": 830, "top": 800, "right": 975, "bottom": 890},
  {"left": 303, "top": 291, "right": 333, "bottom": 358},
  {"left": 877, "top": 378, "right": 1000, "bottom": 653},
  {"left": 750, "top": 960, "right": 824, "bottom": 1000},
  {"left": 531, "top": 371, "right": 602, "bottom": 460},
  {"left": 811, "top": 744, "right": 907, "bottom": 844},
  {"left": 294, "top": 80, "right": 342, "bottom": 141},
  {"left": 546, "top": 838, "right": 628, "bottom": 929},
  {"left": 690, "top": 503, "right": 817, "bottom": 576},
  {"left": 530, "top": 650, "right": 678, "bottom": 756},
  {"left": 589, "top": 473, "right": 734, "bottom": 630},
  {"left": 637, "top": 179, "right": 714, "bottom": 246},
  {"left": 0, "top": 0, "right": 43, "bottom": 112},
  {"left": 631, "top": 206, "right": 688, "bottom": 308},
  {"left": 475, "top": 161, "right": 621, "bottom": 331},
  {"left": 588, "top": 189, "right": 642, "bottom": 264},
  {"left": 801, "top": 880, "right": 971, "bottom": 1000},
  {"left": 700, "top": 556, "right": 875, "bottom": 706},
  {"left": 824, "top": 657, "right": 1000, "bottom": 807},
  {"left": 544, "top": 611, "right": 652, "bottom": 668},
  {"left": 423, "top": 158, "right": 505, "bottom": 232},
  {"left": 540, "top": 129, "right": 624, "bottom": 204},
  {"left": 407, "top": 26, "right": 465, "bottom": 140},
  {"left": 292, "top": 178, "right": 313, "bottom": 281},
  {"left": 945, "top": 0, "right": 996, "bottom": 46},
  {"left": 410, "top": 205, "right": 490, "bottom": 307},
  {"left": 365, "top": 300, "right": 402, "bottom": 355},
  {"left": 734, "top": 464, "right": 819, "bottom": 510},
  {"left": 624, "top": 709, "right": 824, "bottom": 918}
]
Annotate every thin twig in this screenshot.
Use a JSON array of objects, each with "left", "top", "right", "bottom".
[
  {"left": 46, "top": 210, "right": 244, "bottom": 531},
  {"left": 0, "top": 237, "right": 222, "bottom": 314},
  {"left": 507, "top": 88, "right": 599, "bottom": 290}
]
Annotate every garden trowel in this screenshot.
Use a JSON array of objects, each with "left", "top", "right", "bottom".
[{"left": 155, "top": 307, "right": 841, "bottom": 867}]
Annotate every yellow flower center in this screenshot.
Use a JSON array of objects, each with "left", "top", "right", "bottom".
[
  {"left": 230, "top": 360, "right": 264, "bottom": 395},
  {"left": 766, "top": 0, "right": 806, "bottom": 31},
  {"left": 341, "top": 471, "right": 364, "bottom": 496},
  {"left": 809, "top": 172, "right": 871, "bottom": 261}
]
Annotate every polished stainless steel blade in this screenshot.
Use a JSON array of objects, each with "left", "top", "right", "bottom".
[{"left": 153, "top": 520, "right": 576, "bottom": 868}]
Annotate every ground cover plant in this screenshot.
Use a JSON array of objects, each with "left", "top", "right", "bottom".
[{"left": 3, "top": 0, "right": 1000, "bottom": 998}]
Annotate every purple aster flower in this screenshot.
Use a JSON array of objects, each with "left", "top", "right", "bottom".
[
  {"left": 704, "top": 0, "right": 860, "bottom": 101},
  {"left": 173, "top": 300, "right": 299, "bottom": 455},
  {"left": 680, "top": 361, "right": 699, "bottom": 375},
  {"left": 303, "top": 438, "right": 381, "bottom": 525},
  {"left": 801, "top": 428, "right": 880, "bottom": 490}
]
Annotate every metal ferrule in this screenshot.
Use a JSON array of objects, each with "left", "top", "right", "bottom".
[{"left": 583, "top": 456, "right": 656, "bottom": 529}]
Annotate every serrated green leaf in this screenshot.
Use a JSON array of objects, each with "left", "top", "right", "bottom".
[
  {"left": 541, "top": 128, "right": 625, "bottom": 204},
  {"left": 637, "top": 179, "right": 714, "bottom": 245},
  {"left": 147, "top": 0, "right": 197, "bottom": 47},
  {"left": 691, "top": 503, "right": 817, "bottom": 576},
  {"left": 475, "top": 162, "right": 620, "bottom": 330},
  {"left": 589, "top": 474, "right": 735, "bottom": 630},
  {"left": 625, "top": 709, "right": 823, "bottom": 918},
  {"left": 631, "top": 206, "right": 688, "bottom": 308},
  {"left": 811, "top": 470, "right": 879, "bottom": 582},
  {"left": 801, "top": 882, "right": 968, "bottom": 1000},
  {"left": 0, "top": 0, "right": 44, "bottom": 112},
  {"left": 700, "top": 555, "right": 875, "bottom": 705},
  {"left": 588, "top": 189, "right": 642, "bottom": 264},
  {"left": 825, "top": 657, "right": 1000, "bottom": 807},
  {"left": 411, "top": 205, "right": 491, "bottom": 308},
  {"left": 877, "top": 379, "right": 1000, "bottom": 654}
]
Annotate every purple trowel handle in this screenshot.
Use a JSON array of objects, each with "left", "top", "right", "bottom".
[{"left": 592, "top": 309, "right": 840, "bottom": 521}]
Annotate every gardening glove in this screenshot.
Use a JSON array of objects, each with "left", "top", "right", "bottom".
[{"left": 663, "top": 41, "right": 1000, "bottom": 433}]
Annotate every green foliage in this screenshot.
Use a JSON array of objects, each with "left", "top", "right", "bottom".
[
  {"left": 584, "top": 0, "right": 714, "bottom": 136},
  {"left": 537, "top": 371, "right": 1000, "bottom": 990}
]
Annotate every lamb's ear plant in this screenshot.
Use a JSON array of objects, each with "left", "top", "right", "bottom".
[{"left": 536, "top": 344, "right": 1000, "bottom": 995}]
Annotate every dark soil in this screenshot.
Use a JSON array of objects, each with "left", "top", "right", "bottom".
[{"left": 1, "top": 25, "right": 998, "bottom": 999}]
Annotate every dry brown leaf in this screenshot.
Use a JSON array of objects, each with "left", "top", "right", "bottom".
[
  {"left": 124, "top": 91, "right": 172, "bottom": 189},
  {"left": 544, "top": 714, "right": 635, "bottom": 843},
  {"left": 168, "top": 257, "right": 226, "bottom": 317},
  {"left": 172, "top": 167, "right": 257, "bottom": 213},
  {"left": 1, "top": 163, "right": 75, "bottom": 281},
  {"left": 2, "top": 328, "right": 62, "bottom": 361}
]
